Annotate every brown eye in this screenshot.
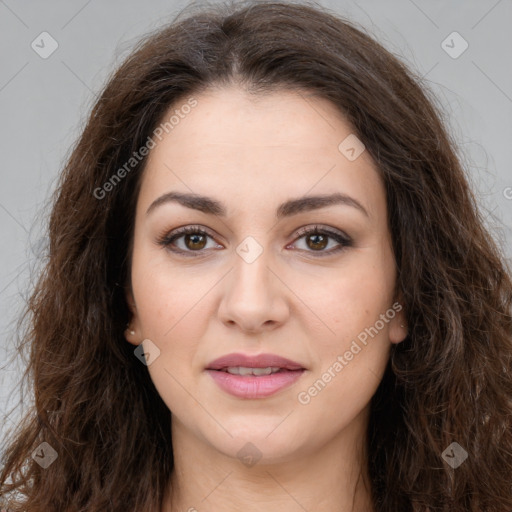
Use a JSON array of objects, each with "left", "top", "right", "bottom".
[
  {"left": 184, "top": 233, "right": 207, "bottom": 250},
  {"left": 291, "top": 225, "right": 352, "bottom": 256},
  {"left": 306, "top": 233, "right": 329, "bottom": 251},
  {"left": 157, "top": 225, "right": 222, "bottom": 257}
]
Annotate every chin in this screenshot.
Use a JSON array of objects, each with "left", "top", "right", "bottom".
[{"left": 204, "top": 419, "right": 309, "bottom": 464}]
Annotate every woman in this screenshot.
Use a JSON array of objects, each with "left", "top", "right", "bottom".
[{"left": 1, "top": 1, "right": 511, "bottom": 510}]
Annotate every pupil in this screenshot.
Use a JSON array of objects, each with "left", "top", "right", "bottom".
[
  {"left": 186, "top": 233, "right": 206, "bottom": 250},
  {"left": 308, "top": 234, "right": 327, "bottom": 250}
]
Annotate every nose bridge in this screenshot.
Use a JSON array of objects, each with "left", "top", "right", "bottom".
[
  {"left": 218, "top": 233, "right": 288, "bottom": 331},
  {"left": 232, "top": 234, "right": 274, "bottom": 301}
]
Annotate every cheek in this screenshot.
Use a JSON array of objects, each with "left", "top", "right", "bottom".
[
  {"left": 131, "top": 258, "right": 207, "bottom": 411},
  {"left": 130, "top": 253, "right": 210, "bottom": 401},
  {"left": 310, "top": 258, "right": 395, "bottom": 339},
  {"left": 131, "top": 242, "right": 206, "bottom": 335},
  {"left": 296, "top": 287, "right": 394, "bottom": 431},
  {"left": 302, "top": 255, "right": 396, "bottom": 392},
  {"left": 133, "top": 274, "right": 207, "bottom": 359}
]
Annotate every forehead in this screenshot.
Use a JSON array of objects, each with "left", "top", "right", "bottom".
[{"left": 138, "top": 87, "right": 386, "bottom": 221}]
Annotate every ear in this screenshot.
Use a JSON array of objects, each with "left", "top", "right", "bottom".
[
  {"left": 124, "top": 287, "right": 142, "bottom": 346},
  {"left": 388, "top": 295, "right": 408, "bottom": 345}
]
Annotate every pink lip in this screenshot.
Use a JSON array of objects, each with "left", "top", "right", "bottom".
[
  {"left": 206, "top": 369, "right": 305, "bottom": 399},
  {"left": 205, "top": 352, "right": 306, "bottom": 399},
  {"left": 206, "top": 352, "right": 305, "bottom": 371}
]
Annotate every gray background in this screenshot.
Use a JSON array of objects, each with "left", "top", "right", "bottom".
[{"left": 1, "top": 0, "right": 511, "bottom": 444}]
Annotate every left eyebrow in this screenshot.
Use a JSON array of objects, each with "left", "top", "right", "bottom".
[
  {"left": 145, "top": 191, "right": 369, "bottom": 218},
  {"left": 275, "top": 192, "right": 369, "bottom": 219}
]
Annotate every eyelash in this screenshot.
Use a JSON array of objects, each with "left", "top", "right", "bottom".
[{"left": 157, "top": 224, "right": 352, "bottom": 258}]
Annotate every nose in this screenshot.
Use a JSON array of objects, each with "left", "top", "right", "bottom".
[{"left": 217, "top": 242, "right": 290, "bottom": 333}]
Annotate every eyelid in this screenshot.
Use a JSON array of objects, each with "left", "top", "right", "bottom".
[
  {"left": 287, "top": 224, "right": 352, "bottom": 256},
  {"left": 292, "top": 224, "right": 350, "bottom": 242}
]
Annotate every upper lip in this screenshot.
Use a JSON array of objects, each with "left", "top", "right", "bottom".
[{"left": 206, "top": 353, "right": 306, "bottom": 371}]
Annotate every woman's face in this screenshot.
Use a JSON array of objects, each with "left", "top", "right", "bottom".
[{"left": 126, "top": 86, "right": 407, "bottom": 463}]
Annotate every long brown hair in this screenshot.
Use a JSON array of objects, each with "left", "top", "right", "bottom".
[{"left": 1, "top": 1, "right": 511, "bottom": 510}]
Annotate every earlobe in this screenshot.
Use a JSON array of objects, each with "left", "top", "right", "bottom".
[
  {"left": 389, "top": 296, "right": 408, "bottom": 344},
  {"left": 389, "top": 311, "right": 408, "bottom": 344},
  {"left": 124, "top": 289, "right": 142, "bottom": 346},
  {"left": 389, "top": 319, "right": 408, "bottom": 344},
  {"left": 124, "top": 322, "right": 141, "bottom": 346}
]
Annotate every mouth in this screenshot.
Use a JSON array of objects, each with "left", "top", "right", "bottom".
[
  {"left": 214, "top": 366, "right": 297, "bottom": 376},
  {"left": 206, "top": 352, "right": 306, "bottom": 372},
  {"left": 205, "top": 353, "right": 307, "bottom": 399}
]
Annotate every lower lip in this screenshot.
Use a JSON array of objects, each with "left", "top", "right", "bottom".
[{"left": 206, "top": 369, "right": 305, "bottom": 399}]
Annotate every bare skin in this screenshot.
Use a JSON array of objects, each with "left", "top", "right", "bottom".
[{"left": 124, "top": 86, "right": 408, "bottom": 511}]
